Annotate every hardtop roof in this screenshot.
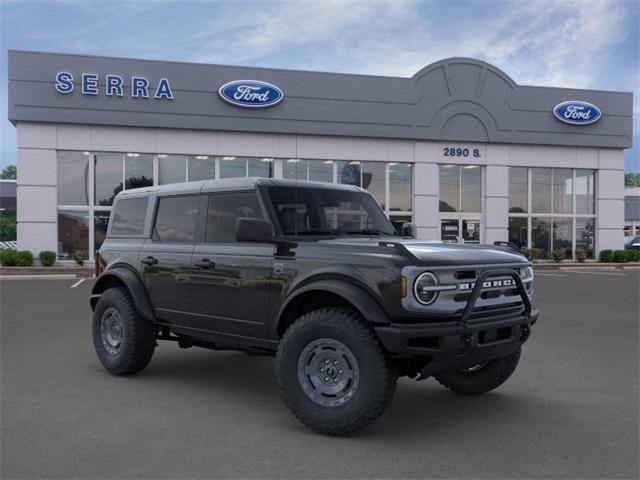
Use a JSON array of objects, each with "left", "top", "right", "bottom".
[{"left": 116, "top": 177, "right": 365, "bottom": 199}]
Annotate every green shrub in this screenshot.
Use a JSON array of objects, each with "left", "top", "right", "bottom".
[
  {"left": 599, "top": 249, "right": 614, "bottom": 262},
  {"left": 39, "top": 250, "right": 57, "bottom": 267},
  {"left": 551, "top": 249, "right": 565, "bottom": 263},
  {"left": 0, "top": 249, "right": 18, "bottom": 266},
  {"left": 73, "top": 250, "right": 86, "bottom": 266},
  {"left": 613, "top": 250, "right": 628, "bottom": 263},
  {"left": 522, "top": 247, "right": 542, "bottom": 261},
  {"left": 15, "top": 250, "right": 34, "bottom": 267},
  {"left": 626, "top": 249, "right": 639, "bottom": 262},
  {"left": 575, "top": 249, "right": 587, "bottom": 262}
]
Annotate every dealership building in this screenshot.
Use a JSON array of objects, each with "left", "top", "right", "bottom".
[{"left": 7, "top": 50, "right": 633, "bottom": 261}]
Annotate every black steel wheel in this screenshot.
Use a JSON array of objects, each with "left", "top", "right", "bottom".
[
  {"left": 92, "top": 287, "right": 156, "bottom": 376},
  {"left": 276, "top": 307, "right": 397, "bottom": 436}
]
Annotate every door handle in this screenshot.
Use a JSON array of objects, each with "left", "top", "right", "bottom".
[
  {"left": 141, "top": 256, "right": 158, "bottom": 266},
  {"left": 194, "top": 258, "right": 215, "bottom": 269}
]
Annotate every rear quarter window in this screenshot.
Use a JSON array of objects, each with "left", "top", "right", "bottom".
[
  {"left": 110, "top": 197, "right": 148, "bottom": 236},
  {"left": 153, "top": 195, "right": 200, "bottom": 243}
]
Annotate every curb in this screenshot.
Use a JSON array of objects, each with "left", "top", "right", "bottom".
[
  {"left": 0, "top": 274, "right": 81, "bottom": 280},
  {"left": 533, "top": 262, "right": 639, "bottom": 270}
]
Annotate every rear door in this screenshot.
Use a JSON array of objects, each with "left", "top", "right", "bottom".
[
  {"left": 139, "top": 194, "right": 203, "bottom": 325},
  {"left": 189, "top": 190, "right": 274, "bottom": 339}
]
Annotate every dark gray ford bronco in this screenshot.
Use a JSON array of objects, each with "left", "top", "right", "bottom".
[{"left": 91, "top": 177, "right": 537, "bottom": 435}]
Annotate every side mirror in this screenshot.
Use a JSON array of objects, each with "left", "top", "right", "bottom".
[
  {"left": 236, "top": 218, "right": 274, "bottom": 243},
  {"left": 401, "top": 222, "right": 416, "bottom": 238}
]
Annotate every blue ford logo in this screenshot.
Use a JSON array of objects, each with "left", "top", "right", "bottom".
[
  {"left": 218, "top": 80, "right": 283, "bottom": 108},
  {"left": 553, "top": 100, "right": 601, "bottom": 125}
]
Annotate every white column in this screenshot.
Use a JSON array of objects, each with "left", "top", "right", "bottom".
[
  {"left": 484, "top": 165, "right": 509, "bottom": 244},
  {"left": 413, "top": 142, "right": 439, "bottom": 240},
  {"left": 596, "top": 149, "right": 625, "bottom": 253},
  {"left": 16, "top": 123, "right": 58, "bottom": 257}
]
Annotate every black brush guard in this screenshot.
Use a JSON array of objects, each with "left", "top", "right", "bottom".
[{"left": 374, "top": 268, "right": 537, "bottom": 380}]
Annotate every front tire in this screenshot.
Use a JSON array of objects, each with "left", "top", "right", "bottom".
[
  {"left": 434, "top": 348, "right": 521, "bottom": 395},
  {"left": 275, "top": 307, "right": 398, "bottom": 436},
  {"left": 92, "top": 287, "right": 156, "bottom": 375}
]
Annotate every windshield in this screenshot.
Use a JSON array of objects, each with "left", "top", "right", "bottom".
[{"left": 267, "top": 186, "right": 396, "bottom": 237}]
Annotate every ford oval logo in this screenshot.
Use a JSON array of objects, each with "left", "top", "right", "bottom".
[
  {"left": 553, "top": 100, "right": 601, "bottom": 125},
  {"left": 218, "top": 80, "right": 283, "bottom": 108}
]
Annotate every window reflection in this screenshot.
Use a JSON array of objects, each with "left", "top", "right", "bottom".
[
  {"left": 158, "top": 154, "right": 186, "bottom": 185},
  {"left": 124, "top": 153, "right": 153, "bottom": 190},
  {"left": 58, "top": 151, "right": 90, "bottom": 205},
  {"left": 94, "top": 211, "right": 110, "bottom": 254},
  {"left": 220, "top": 156, "right": 246, "bottom": 178},
  {"left": 508, "top": 217, "right": 527, "bottom": 249},
  {"left": 531, "top": 168, "right": 551, "bottom": 213},
  {"left": 58, "top": 210, "right": 89, "bottom": 259},
  {"left": 552, "top": 169, "right": 572, "bottom": 214},
  {"left": 552, "top": 217, "right": 572, "bottom": 257},
  {"left": 283, "top": 159, "right": 305, "bottom": 180},
  {"left": 95, "top": 153, "right": 123, "bottom": 207},
  {"left": 309, "top": 160, "right": 333, "bottom": 182},
  {"left": 576, "top": 218, "right": 595, "bottom": 258},
  {"left": 461, "top": 165, "right": 482, "bottom": 213},
  {"left": 188, "top": 155, "right": 215, "bottom": 181},
  {"left": 531, "top": 217, "right": 551, "bottom": 259},
  {"left": 508, "top": 167, "right": 528, "bottom": 213},
  {"left": 389, "top": 163, "right": 411, "bottom": 212},
  {"left": 248, "top": 158, "right": 273, "bottom": 178},
  {"left": 439, "top": 165, "right": 460, "bottom": 212},
  {"left": 575, "top": 170, "right": 595, "bottom": 214},
  {"left": 362, "top": 162, "right": 385, "bottom": 209}
]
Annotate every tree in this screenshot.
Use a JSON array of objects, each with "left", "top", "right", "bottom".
[
  {"left": 1, "top": 165, "right": 16, "bottom": 179},
  {"left": 625, "top": 172, "right": 640, "bottom": 188}
]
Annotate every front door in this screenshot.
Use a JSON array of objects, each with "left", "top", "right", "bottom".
[
  {"left": 188, "top": 191, "right": 273, "bottom": 339},
  {"left": 139, "top": 194, "right": 201, "bottom": 324},
  {"left": 440, "top": 217, "right": 481, "bottom": 243}
]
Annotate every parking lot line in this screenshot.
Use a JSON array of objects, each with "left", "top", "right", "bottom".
[
  {"left": 70, "top": 278, "right": 86, "bottom": 288},
  {"left": 535, "top": 272, "right": 567, "bottom": 277},
  {"left": 568, "top": 270, "right": 627, "bottom": 276}
]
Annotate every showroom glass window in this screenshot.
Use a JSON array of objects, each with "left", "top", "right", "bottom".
[
  {"left": 507, "top": 168, "right": 596, "bottom": 259},
  {"left": 56, "top": 151, "right": 413, "bottom": 260},
  {"left": 438, "top": 165, "right": 482, "bottom": 213}
]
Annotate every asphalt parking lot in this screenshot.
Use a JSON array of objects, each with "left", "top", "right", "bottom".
[{"left": 1, "top": 270, "right": 639, "bottom": 479}]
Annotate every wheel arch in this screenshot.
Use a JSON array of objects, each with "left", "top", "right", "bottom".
[
  {"left": 91, "top": 265, "right": 155, "bottom": 321},
  {"left": 276, "top": 279, "right": 390, "bottom": 338}
]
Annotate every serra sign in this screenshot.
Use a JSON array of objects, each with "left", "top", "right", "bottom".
[
  {"left": 553, "top": 100, "right": 601, "bottom": 125},
  {"left": 218, "top": 80, "right": 283, "bottom": 108},
  {"left": 55, "top": 72, "right": 174, "bottom": 99}
]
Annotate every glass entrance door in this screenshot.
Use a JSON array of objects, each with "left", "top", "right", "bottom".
[{"left": 440, "top": 218, "right": 481, "bottom": 243}]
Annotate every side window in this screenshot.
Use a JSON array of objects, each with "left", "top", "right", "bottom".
[
  {"left": 110, "top": 197, "right": 148, "bottom": 236},
  {"left": 153, "top": 195, "right": 200, "bottom": 243},
  {"left": 206, "top": 192, "right": 262, "bottom": 243}
]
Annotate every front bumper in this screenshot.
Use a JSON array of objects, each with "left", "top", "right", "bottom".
[
  {"left": 375, "top": 267, "right": 538, "bottom": 379},
  {"left": 375, "top": 309, "right": 537, "bottom": 378}
]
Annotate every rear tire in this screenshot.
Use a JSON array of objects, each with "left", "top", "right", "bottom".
[
  {"left": 92, "top": 287, "right": 156, "bottom": 375},
  {"left": 275, "top": 307, "right": 397, "bottom": 436},
  {"left": 434, "top": 348, "right": 521, "bottom": 395}
]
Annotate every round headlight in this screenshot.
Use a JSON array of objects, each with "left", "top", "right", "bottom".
[
  {"left": 414, "top": 272, "right": 439, "bottom": 305},
  {"left": 523, "top": 266, "right": 534, "bottom": 294}
]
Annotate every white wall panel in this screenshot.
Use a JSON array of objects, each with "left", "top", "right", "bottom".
[
  {"left": 17, "top": 149, "right": 56, "bottom": 186},
  {"left": 156, "top": 129, "right": 219, "bottom": 155},
  {"left": 17, "top": 222, "right": 57, "bottom": 255},
  {"left": 56, "top": 125, "right": 91, "bottom": 150},
  {"left": 16, "top": 123, "right": 56, "bottom": 149},
  {"left": 17, "top": 185, "right": 57, "bottom": 222},
  {"left": 91, "top": 126, "right": 156, "bottom": 152}
]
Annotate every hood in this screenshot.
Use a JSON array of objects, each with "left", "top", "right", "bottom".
[{"left": 318, "top": 237, "right": 527, "bottom": 266}]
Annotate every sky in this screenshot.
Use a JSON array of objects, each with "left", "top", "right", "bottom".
[{"left": 0, "top": 0, "right": 638, "bottom": 172}]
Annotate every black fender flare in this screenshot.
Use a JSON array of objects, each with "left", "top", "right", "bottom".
[
  {"left": 90, "top": 266, "right": 155, "bottom": 321},
  {"left": 277, "top": 279, "right": 390, "bottom": 334}
]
